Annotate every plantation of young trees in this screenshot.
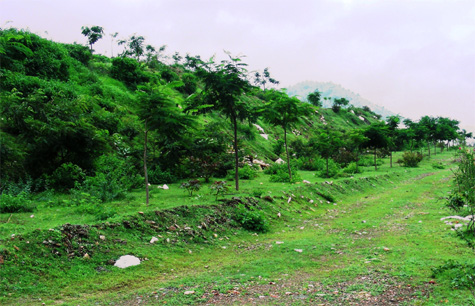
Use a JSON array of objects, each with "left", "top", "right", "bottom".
[{"left": 0, "top": 26, "right": 471, "bottom": 206}]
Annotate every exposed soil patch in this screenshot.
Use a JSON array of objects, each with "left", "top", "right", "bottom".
[{"left": 197, "top": 272, "right": 432, "bottom": 306}]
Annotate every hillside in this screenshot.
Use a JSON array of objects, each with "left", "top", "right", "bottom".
[
  {"left": 287, "top": 81, "right": 397, "bottom": 119},
  {"left": 0, "top": 28, "right": 382, "bottom": 193}
]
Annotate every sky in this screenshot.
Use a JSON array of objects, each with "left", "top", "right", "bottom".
[{"left": 1, "top": 0, "right": 475, "bottom": 133}]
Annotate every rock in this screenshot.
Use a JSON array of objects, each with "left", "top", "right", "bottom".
[
  {"left": 275, "top": 158, "right": 285, "bottom": 164},
  {"left": 138, "top": 211, "right": 144, "bottom": 215},
  {"left": 184, "top": 291, "right": 195, "bottom": 295},
  {"left": 150, "top": 237, "right": 159, "bottom": 244},
  {"left": 260, "top": 134, "right": 269, "bottom": 140},
  {"left": 83, "top": 253, "right": 90, "bottom": 259},
  {"left": 114, "top": 255, "right": 141, "bottom": 268},
  {"left": 303, "top": 180, "right": 311, "bottom": 184},
  {"left": 277, "top": 212, "right": 281, "bottom": 218},
  {"left": 30, "top": 214, "right": 34, "bottom": 218},
  {"left": 162, "top": 184, "right": 169, "bottom": 190},
  {"left": 276, "top": 241, "right": 284, "bottom": 244},
  {"left": 99, "top": 235, "right": 106, "bottom": 241},
  {"left": 294, "top": 249, "right": 303, "bottom": 253},
  {"left": 287, "top": 197, "right": 292, "bottom": 203}
]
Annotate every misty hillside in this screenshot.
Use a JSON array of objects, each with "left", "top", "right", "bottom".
[{"left": 286, "top": 81, "right": 397, "bottom": 119}]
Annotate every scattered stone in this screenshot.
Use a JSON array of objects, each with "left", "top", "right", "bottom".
[
  {"left": 277, "top": 212, "right": 281, "bottom": 218},
  {"left": 383, "top": 248, "right": 390, "bottom": 252},
  {"left": 288, "top": 197, "right": 292, "bottom": 203},
  {"left": 99, "top": 235, "right": 106, "bottom": 241},
  {"left": 150, "top": 237, "right": 159, "bottom": 244},
  {"left": 114, "top": 255, "right": 141, "bottom": 268},
  {"left": 294, "top": 249, "right": 303, "bottom": 253},
  {"left": 83, "top": 253, "right": 90, "bottom": 259},
  {"left": 276, "top": 241, "right": 284, "bottom": 244},
  {"left": 30, "top": 214, "right": 34, "bottom": 218},
  {"left": 260, "top": 134, "right": 269, "bottom": 140},
  {"left": 275, "top": 158, "right": 285, "bottom": 164},
  {"left": 184, "top": 291, "right": 195, "bottom": 295},
  {"left": 138, "top": 211, "right": 144, "bottom": 215},
  {"left": 303, "top": 180, "right": 311, "bottom": 184}
]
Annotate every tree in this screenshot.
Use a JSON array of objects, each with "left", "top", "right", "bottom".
[
  {"left": 363, "top": 122, "right": 389, "bottom": 170},
  {"left": 253, "top": 67, "right": 279, "bottom": 90},
  {"left": 386, "top": 115, "right": 400, "bottom": 167},
  {"left": 81, "top": 26, "right": 104, "bottom": 52},
  {"left": 136, "top": 82, "right": 194, "bottom": 205},
  {"left": 347, "top": 129, "right": 369, "bottom": 173},
  {"left": 196, "top": 53, "right": 254, "bottom": 191},
  {"left": 263, "top": 89, "right": 310, "bottom": 181},
  {"left": 307, "top": 90, "right": 322, "bottom": 107},
  {"left": 119, "top": 35, "right": 145, "bottom": 60},
  {"left": 315, "top": 129, "right": 344, "bottom": 177},
  {"left": 332, "top": 97, "right": 350, "bottom": 112},
  {"left": 109, "top": 32, "right": 118, "bottom": 57}
]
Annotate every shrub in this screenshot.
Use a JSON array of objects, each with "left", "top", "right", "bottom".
[
  {"left": 0, "top": 192, "right": 36, "bottom": 213},
  {"left": 233, "top": 204, "right": 269, "bottom": 233},
  {"left": 295, "top": 157, "right": 324, "bottom": 171},
  {"left": 342, "top": 162, "right": 363, "bottom": 174},
  {"left": 265, "top": 163, "right": 301, "bottom": 183},
  {"left": 77, "top": 155, "right": 142, "bottom": 202},
  {"left": 432, "top": 162, "right": 445, "bottom": 169},
  {"left": 401, "top": 151, "right": 423, "bottom": 167},
  {"left": 447, "top": 192, "right": 466, "bottom": 212},
  {"left": 148, "top": 166, "right": 178, "bottom": 184},
  {"left": 317, "top": 159, "right": 341, "bottom": 178},
  {"left": 49, "top": 163, "right": 85, "bottom": 191},
  {"left": 209, "top": 181, "right": 229, "bottom": 200},
  {"left": 180, "top": 179, "right": 201, "bottom": 196},
  {"left": 227, "top": 164, "right": 259, "bottom": 180}
]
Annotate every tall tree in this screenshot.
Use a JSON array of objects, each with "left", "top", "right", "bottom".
[
  {"left": 253, "top": 67, "right": 279, "bottom": 90},
  {"left": 119, "top": 35, "right": 145, "bottom": 60},
  {"left": 386, "top": 115, "right": 400, "bottom": 167},
  {"left": 315, "top": 129, "right": 344, "bottom": 177},
  {"left": 81, "top": 26, "right": 104, "bottom": 52},
  {"left": 196, "top": 53, "right": 253, "bottom": 191},
  {"left": 263, "top": 89, "right": 310, "bottom": 181}
]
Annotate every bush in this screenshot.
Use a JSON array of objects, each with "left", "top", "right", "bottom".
[
  {"left": 49, "top": 163, "right": 85, "bottom": 191},
  {"left": 295, "top": 157, "right": 324, "bottom": 171},
  {"left": 0, "top": 192, "right": 36, "bottom": 213},
  {"left": 317, "top": 159, "right": 341, "bottom": 178},
  {"left": 227, "top": 164, "right": 259, "bottom": 180},
  {"left": 77, "top": 155, "right": 142, "bottom": 202},
  {"left": 342, "top": 162, "right": 363, "bottom": 174},
  {"left": 209, "top": 181, "right": 229, "bottom": 200},
  {"left": 148, "top": 166, "right": 178, "bottom": 184},
  {"left": 447, "top": 192, "right": 466, "bottom": 212},
  {"left": 180, "top": 179, "right": 201, "bottom": 196},
  {"left": 432, "top": 162, "right": 445, "bottom": 169},
  {"left": 265, "top": 163, "right": 301, "bottom": 183},
  {"left": 233, "top": 204, "right": 269, "bottom": 233},
  {"left": 401, "top": 151, "right": 423, "bottom": 167}
]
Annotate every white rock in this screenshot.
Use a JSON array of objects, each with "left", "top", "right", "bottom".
[
  {"left": 99, "top": 235, "right": 106, "bottom": 241},
  {"left": 287, "top": 197, "right": 292, "bottom": 203},
  {"left": 162, "top": 184, "right": 169, "bottom": 190},
  {"left": 275, "top": 158, "right": 285, "bottom": 164},
  {"left": 276, "top": 241, "right": 284, "bottom": 244},
  {"left": 303, "top": 180, "right": 311, "bottom": 184},
  {"left": 184, "top": 291, "right": 195, "bottom": 295},
  {"left": 30, "top": 214, "right": 34, "bottom": 218},
  {"left": 150, "top": 237, "right": 159, "bottom": 244},
  {"left": 260, "top": 133, "right": 269, "bottom": 140},
  {"left": 294, "top": 249, "right": 303, "bottom": 253},
  {"left": 253, "top": 124, "right": 265, "bottom": 133},
  {"left": 114, "top": 255, "right": 141, "bottom": 268}
]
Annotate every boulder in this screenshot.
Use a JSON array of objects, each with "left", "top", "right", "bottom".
[{"left": 114, "top": 255, "right": 141, "bottom": 268}]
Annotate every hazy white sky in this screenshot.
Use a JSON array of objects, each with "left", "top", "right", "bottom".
[{"left": 1, "top": 0, "right": 474, "bottom": 133}]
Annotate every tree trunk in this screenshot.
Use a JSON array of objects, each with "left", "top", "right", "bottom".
[
  {"left": 374, "top": 149, "right": 377, "bottom": 171},
  {"left": 326, "top": 157, "right": 329, "bottom": 177},
  {"left": 284, "top": 126, "right": 292, "bottom": 182},
  {"left": 390, "top": 151, "right": 393, "bottom": 168},
  {"left": 144, "top": 122, "right": 149, "bottom": 206},
  {"left": 434, "top": 141, "right": 437, "bottom": 155},
  {"left": 428, "top": 141, "right": 431, "bottom": 157},
  {"left": 232, "top": 115, "right": 239, "bottom": 191}
]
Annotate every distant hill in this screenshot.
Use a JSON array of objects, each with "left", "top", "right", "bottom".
[{"left": 286, "top": 81, "right": 397, "bottom": 119}]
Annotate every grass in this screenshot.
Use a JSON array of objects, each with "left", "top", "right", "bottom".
[{"left": 1, "top": 149, "right": 472, "bottom": 305}]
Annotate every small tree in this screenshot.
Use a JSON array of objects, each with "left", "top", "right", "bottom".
[
  {"left": 196, "top": 53, "right": 254, "bottom": 191},
  {"left": 315, "top": 129, "right": 343, "bottom": 177},
  {"left": 363, "top": 122, "right": 389, "bottom": 170},
  {"left": 264, "top": 89, "right": 310, "bottom": 181},
  {"left": 136, "top": 82, "right": 194, "bottom": 205},
  {"left": 253, "top": 67, "right": 279, "bottom": 91},
  {"left": 81, "top": 26, "right": 104, "bottom": 52},
  {"left": 332, "top": 97, "right": 350, "bottom": 112}
]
